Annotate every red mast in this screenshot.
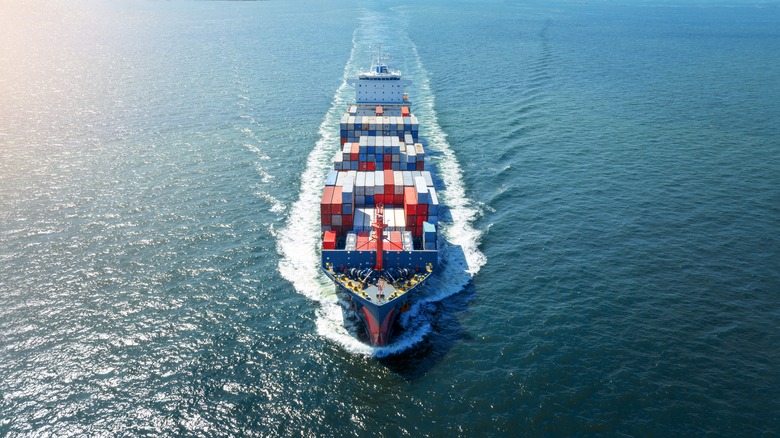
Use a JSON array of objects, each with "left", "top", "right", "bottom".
[{"left": 373, "top": 203, "right": 387, "bottom": 271}]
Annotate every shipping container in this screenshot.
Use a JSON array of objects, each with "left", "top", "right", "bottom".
[
  {"left": 323, "top": 230, "right": 337, "bottom": 249},
  {"left": 402, "top": 171, "right": 413, "bottom": 186},
  {"left": 326, "top": 170, "right": 338, "bottom": 186},
  {"left": 355, "top": 172, "right": 365, "bottom": 196},
  {"left": 395, "top": 208, "right": 406, "bottom": 228},
  {"left": 393, "top": 172, "right": 404, "bottom": 194},
  {"left": 321, "top": 186, "right": 334, "bottom": 215},
  {"left": 414, "top": 176, "right": 429, "bottom": 204},
  {"left": 428, "top": 187, "right": 439, "bottom": 215},
  {"left": 332, "top": 186, "right": 343, "bottom": 215},
  {"left": 387, "top": 231, "right": 404, "bottom": 251},
  {"left": 365, "top": 172, "right": 375, "bottom": 196},
  {"left": 374, "top": 170, "right": 384, "bottom": 193}
]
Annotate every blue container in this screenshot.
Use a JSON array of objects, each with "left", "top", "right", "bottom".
[
  {"left": 369, "top": 130, "right": 376, "bottom": 136},
  {"left": 359, "top": 154, "right": 367, "bottom": 162},
  {"left": 367, "top": 146, "right": 375, "bottom": 154},
  {"left": 366, "top": 195, "right": 374, "bottom": 205}
]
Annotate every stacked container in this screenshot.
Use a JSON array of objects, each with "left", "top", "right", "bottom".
[
  {"left": 340, "top": 114, "right": 419, "bottom": 146},
  {"left": 324, "top": 106, "right": 435, "bottom": 245}
]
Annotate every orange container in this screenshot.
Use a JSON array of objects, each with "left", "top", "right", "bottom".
[
  {"left": 332, "top": 187, "right": 343, "bottom": 215},
  {"left": 323, "top": 230, "right": 337, "bottom": 249},
  {"left": 321, "top": 186, "right": 334, "bottom": 215}
]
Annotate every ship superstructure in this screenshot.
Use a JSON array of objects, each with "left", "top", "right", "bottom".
[{"left": 320, "top": 51, "right": 439, "bottom": 346}]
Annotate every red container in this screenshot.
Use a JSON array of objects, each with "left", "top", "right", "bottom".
[
  {"left": 394, "top": 194, "right": 403, "bottom": 205},
  {"left": 376, "top": 106, "right": 383, "bottom": 116},
  {"left": 401, "top": 106, "right": 410, "bottom": 117},
  {"left": 340, "top": 137, "right": 347, "bottom": 145},
  {"left": 359, "top": 162, "right": 369, "bottom": 171},
  {"left": 332, "top": 187, "right": 342, "bottom": 215},
  {"left": 416, "top": 161, "right": 424, "bottom": 171},
  {"left": 321, "top": 214, "right": 332, "bottom": 226},
  {"left": 415, "top": 216, "right": 426, "bottom": 227},
  {"left": 357, "top": 231, "right": 376, "bottom": 250},
  {"left": 367, "top": 162, "right": 376, "bottom": 171},
  {"left": 323, "top": 230, "right": 336, "bottom": 249},
  {"left": 418, "top": 203, "right": 428, "bottom": 217},
  {"left": 321, "top": 186, "right": 334, "bottom": 215},
  {"left": 343, "top": 214, "right": 353, "bottom": 227},
  {"left": 386, "top": 231, "right": 403, "bottom": 251},
  {"left": 404, "top": 187, "right": 417, "bottom": 215}
]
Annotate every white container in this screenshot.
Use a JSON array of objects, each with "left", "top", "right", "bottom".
[
  {"left": 374, "top": 171, "right": 384, "bottom": 194},
  {"left": 355, "top": 172, "right": 366, "bottom": 196},
  {"left": 428, "top": 187, "right": 439, "bottom": 215},
  {"left": 365, "top": 172, "right": 375, "bottom": 196},
  {"left": 395, "top": 208, "right": 406, "bottom": 228},
  {"left": 415, "top": 176, "right": 429, "bottom": 204},
  {"left": 422, "top": 171, "right": 433, "bottom": 187},
  {"left": 394, "top": 171, "right": 404, "bottom": 194},
  {"left": 402, "top": 171, "right": 413, "bottom": 186}
]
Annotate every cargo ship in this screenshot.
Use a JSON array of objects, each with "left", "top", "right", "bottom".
[{"left": 320, "top": 52, "right": 439, "bottom": 346}]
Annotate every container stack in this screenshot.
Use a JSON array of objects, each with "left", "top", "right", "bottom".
[
  {"left": 321, "top": 169, "right": 439, "bottom": 240},
  {"left": 422, "top": 222, "right": 436, "bottom": 250},
  {"left": 339, "top": 114, "right": 419, "bottom": 146},
  {"left": 335, "top": 136, "right": 424, "bottom": 171},
  {"left": 323, "top": 106, "right": 436, "bottom": 246}
]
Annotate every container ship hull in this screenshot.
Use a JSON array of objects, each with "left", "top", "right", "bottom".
[{"left": 320, "top": 54, "right": 439, "bottom": 346}]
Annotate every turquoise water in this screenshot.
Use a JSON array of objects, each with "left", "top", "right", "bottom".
[{"left": 1, "top": 0, "right": 779, "bottom": 435}]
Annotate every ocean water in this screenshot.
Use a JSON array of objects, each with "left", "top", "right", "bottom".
[{"left": 1, "top": 0, "right": 779, "bottom": 435}]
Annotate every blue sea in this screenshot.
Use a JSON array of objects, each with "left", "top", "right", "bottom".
[{"left": 1, "top": 0, "right": 779, "bottom": 435}]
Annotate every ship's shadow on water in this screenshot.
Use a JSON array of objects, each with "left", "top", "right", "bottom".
[{"left": 377, "top": 281, "right": 476, "bottom": 380}]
